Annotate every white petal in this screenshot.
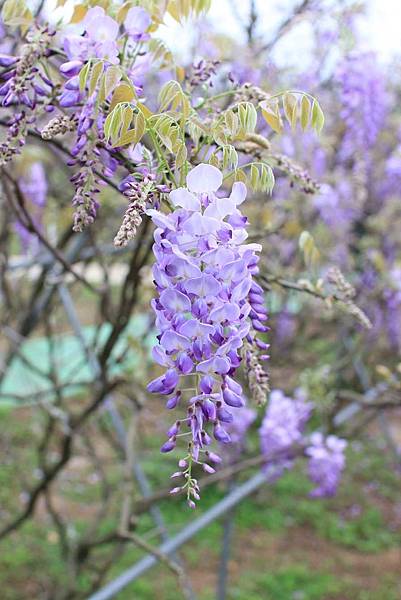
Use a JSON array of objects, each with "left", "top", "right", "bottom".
[
  {"left": 170, "top": 188, "right": 200, "bottom": 211},
  {"left": 229, "top": 181, "right": 247, "bottom": 205},
  {"left": 186, "top": 163, "right": 223, "bottom": 193}
]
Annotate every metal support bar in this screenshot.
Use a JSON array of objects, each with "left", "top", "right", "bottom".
[
  {"left": 58, "top": 283, "right": 196, "bottom": 599},
  {"left": 87, "top": 472, "right": 267, "bottom": 600}
]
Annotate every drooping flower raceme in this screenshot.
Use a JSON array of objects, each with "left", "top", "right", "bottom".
[
  {"left": 147, "top": 163, "right": 268, "bottom": 506},
  {"left": 306, "top": 432, "right": 347, "bottom": 497}
]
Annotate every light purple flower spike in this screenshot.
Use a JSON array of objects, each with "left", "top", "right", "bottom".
[
  {"left": 259, "top": 389, "right": 347, "bottom": 496},
  {"left": 306, "top": 432, "right": 347, "bottom": 497},
  {"left": 147, "top": 163, "right": 268, "bottom": 505}
]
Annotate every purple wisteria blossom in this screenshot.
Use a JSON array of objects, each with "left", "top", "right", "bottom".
[
  {"left": 59, "top": 7, "right": 120, "bottom": 108},
  {"left": 124, "top": 7, "right": 151, "bottom": 41},
  {"left": 146, "top": 163, "right": 268, "bottom": 505},
  {"left": 259, "top": 389, "right": 312, "bottom": 475},
  {"left": 0, "top": 27, "right": 54, "bottom": 110},
  {"left": 306, "top": 432, "right": 347, "bottom": 497},
  {"left": 260, "top": 389, "right": 347, "bottom": 497},
  {"left": 15, "top": 162, "right": 47, "bottom": 254},
  {"left": 220, "top": 402, "right": 257, "bottom": 463},
  {"left": 336, "top": 52, "right": 388, "bottom": 158}
]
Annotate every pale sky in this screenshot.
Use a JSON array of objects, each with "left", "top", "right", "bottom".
[
  {"left": 42, "top": 0, "right": 401, "bottom": 66},
  {"left": 159, "top": 0, "right": 401, "bottom": 66}
]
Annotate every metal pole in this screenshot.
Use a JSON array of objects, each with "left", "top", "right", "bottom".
[
  {"left": 58, "top": 283, "right": 196, "bottom": 598},
  {"left": 87, "top": 472, "right": 267, "bottom": 600},
  {"left": 216, "top": 477, "right": 236, "bottom": 600}
]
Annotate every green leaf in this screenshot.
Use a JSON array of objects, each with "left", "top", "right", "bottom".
[
  {"left": 175, "top": 141, "right": 187, "bottom": 169},
  {"left": 283, "top": 93, "right": 298, "bottom": 128},
  {"left": 158, "top": 80, "right": 190, "bottom": 119},
  {"left": 224, "top": 110, "right": 239, "bottom": 138},
  {"left": 167, "top": 0, "right": 211, "bottom": 22},
  {"left": 237, "top": 102, "right": 257, "bottom": 135},
  {"left": 133, "top": 110, "right": 146, "bottom": 143},
  {"left": 116, "top": 130, "right": 138, "bottom": 146},
  {"left": 148, "top": 38, "right": 173, "bottom": 67},
  {"left": 88, "top": 61, "right": 104, "bottom": 96},
  {"left": 99, "top": 65, "right": 122, "bottom": 103},
  {"left": 2, "top": 0, "right": 32, "bottom": 26},
  {"left": 104, "top": 104, "right": 123, "bottom": 144},
  {"left": 109, "top": 83, "right": 135, "bottom": 111},
  {"left": 222, "top": 145, "right": 238, "bottom": 170},
  {"left": 311, "top": 100, "right": 325, "bottom": 134},
  {"left": 300, "top": 95, "right": 311, "bottom": 130},
  {"left": 209, "top": 153, "right": 220, "bottom": 168},
  {"left": 259, "top": 100, "right": 282, "bottom": 134},
  {"left": 299, "top": 230, "right": 320, "bottom": 270},
  {"left": 78, "top": 61, "right": 92, "bottom": 93}
]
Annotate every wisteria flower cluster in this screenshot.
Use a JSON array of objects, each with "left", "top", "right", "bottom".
[
  {"left": 306, "top": 432, "right": 347, "bottom": 497},
  {"left": 0, "top": 0, "right": 353, "bottom": 511},
  {"left": 260, "top": 389, "right": 347, "bottom": 497},
  {"left": 15, "top": 161, "right": 47, "bottom": 253},
  {"left": 147, "top": 163, "right": 269, "bottom": 506}
]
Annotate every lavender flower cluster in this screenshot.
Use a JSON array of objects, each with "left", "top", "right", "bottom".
[
  {"left": 260, "top": 389, "right": 347, "bottom": 497},
  {"left": 15, "top": 162, "right": 47, "bottom": 254},
  {"left": 0, "top": 26, "right": 55, "bottom": 110},
  {"left": 336, "top": 51, "right": 388, "bottom": 157},
  {"left": 146, "top": 164, "right": 269, "bottom": 506}
]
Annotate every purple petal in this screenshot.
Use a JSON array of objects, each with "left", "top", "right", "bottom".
[
  {"left": 231, "top": 277, "right": 252, "bottom": 302},
  {"left": 197, "top": 356, "right": 231, "bottom": 375},
  {"left": 222, "top": 388, "right": 245, "bottom": 408},
  {"left": 199, "top": 375, "right": 215, "bottom": 395},
  {"left": 201, "top": 397, "right": 217, "bottom": 419},
  {"left": 209, "top": 303, "right": 240, "bottom": 323},
  {"left": 161, "top": 439, "right": 176, "bottom": 453},
  {"left": 160, "top": 288, "right": 191, "bottom": 312},
  {"left": 86, "top": 15, "right": 119, "bottom": 42},
  {"left": 214, "top": 423, "right": 231, "bottom": 444},
  {"left": 160, "top": 330, "right": 190, "bottom": 352},
  {"left": 179, "top": 319, "right": 214, "bottom": 339},
  {"left": 125, "top": 6, "right": 151, "bottom": 36},
  {"left": 217, "top": 406, "right": 234, "bottom": 423},
  {"left": 147, "top": 208, "right": 176, "bottom": 230},
  {"left": 221, "top": 259, "right": 247, "bottom": 284},
  {"left": 151, "top": 345, "right": 172, "bottom": 367},
  {"left": 0, "top": 54, "right": 17, "bottom": 67},
  {"left": 166, "top": 392, "right": 181, "bottom": 409},
  {"left": 60, "top": 60, "right": 83, "bottom": 77},
  {"left": 225, "top": 376, "right": 243, "bottom": 395},
  {"left": 177, "top": 352, "right": 194, "bottom": 374},
  {"left": 184, "top": 274, "right": 221, "bottom": 297}
]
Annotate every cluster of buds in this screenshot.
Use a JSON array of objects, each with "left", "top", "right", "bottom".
[
  {"left": 70, "top": 162, "right": 101, "bottom": 232},
  {"left": 327, "top": 266, "right": 372, "bottom": 330},
  {"left": 41, "top": 115, "right": 77, "bottom": 140},
  {"left": 114, "top": 174, "right": 169, "bottom": 247},
  {"left": 327, "top": 266, "right": 355, "bottom": 300},
  {"left": 271, "top": 153, "right": 320, "bottom": 194},
  {"left": 244, "top": 339, "right": 270, "bottom": 405},
  {"left": 0, "top": 27, "right": 55, "bottom": 109},
  {"left": 233, "top": 82, "right": 270, "bottom": 105},
  {"left": 187, "top": 59, "right": 220, "bottom": 88},
  {"left": 0, "top": 112, "right": 33, "bottom": 166}
]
